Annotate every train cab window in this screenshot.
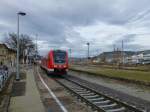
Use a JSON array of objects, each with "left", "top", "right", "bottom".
[{"left": 53, "top": 51, "right": 66, "bottom": 64}]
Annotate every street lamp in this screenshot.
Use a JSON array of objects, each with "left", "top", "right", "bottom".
[
  {"left": 16, "top": 11, "right": 26, "bottom": 81},
  {"left": 86, "top": 42, "right": 90, "bottom": 59}
]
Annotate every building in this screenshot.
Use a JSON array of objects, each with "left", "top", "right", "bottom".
[
  {"left": 124, "top": 55, "right": 139, "bottom": 64},
  {"left": 0, "top": 43, "right": 16, "bottom": 67},
  {"left": 91, "top": 50, "right": 150, "bottom": 65},
  {"left": 124, "top": 52, "right": 150, "bottom": 64},
  {"left": 139, "top": 52, "right": 150, "bottom": 64}
]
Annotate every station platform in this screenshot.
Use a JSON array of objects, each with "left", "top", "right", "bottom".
[{"left": 8, "top": 68, "right": 45, "bottom": 112}]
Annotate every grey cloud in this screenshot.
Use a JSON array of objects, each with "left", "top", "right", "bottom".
[
  {"left": 0, "top": 0, "right": 150, "bottom": 56},
  {"left": 115, "top": 34, "right": 137, "bottom": 44},
  {"left": 124, "top": 44, "right": 147, "bottom": 51}
]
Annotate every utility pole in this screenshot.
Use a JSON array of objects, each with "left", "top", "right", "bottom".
[
  {"left": 87, "top": 42, "right": 90, "bottom": 59},
  {"left": 122, "top": 40, "right": 124, "bottom": 65},
  {"left": 116, "top": 47, "right": 120, "bottom": 68},
  {"left": 113, "top": 44, "right": 116, "bottom": 64},
  {"left": 16, "top": 13, "right": 19, "bottom": 80},
  {"left": 114, "top": 44, "right": 116, "bottom": 52},
  {"left": 35, "top": 34, "right": 38, "bottom": 61},
  {"left": 26, "top": 47, "right": 29, "bottom": 64},
  {"left": 69, "top": 48, "right": 72, "bottom": 64}
]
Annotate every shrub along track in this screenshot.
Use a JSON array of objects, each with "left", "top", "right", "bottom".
[{"left": 54, "top": 75, "right": 146, "bottom": 112}]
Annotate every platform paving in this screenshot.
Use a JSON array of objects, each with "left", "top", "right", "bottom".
[{"left": 9, "top": 68, "right": 45, "bottom": 112}]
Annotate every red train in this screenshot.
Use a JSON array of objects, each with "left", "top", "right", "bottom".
[{"left": 41, "top": 50, "right": 69, "bottom": 75}]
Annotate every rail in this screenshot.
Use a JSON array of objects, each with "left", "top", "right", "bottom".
[{"left": 55, "top": 76, "right": 146, "bottom": 112}]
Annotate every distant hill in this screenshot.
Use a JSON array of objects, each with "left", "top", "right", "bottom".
[
  {"left": 70, "top": 50, "right": 150, "bottom": 61},
  {"left": 93, "top": 51, "right": 135, "bottom": 59},
  {"left": 137, "top": 50, "right": 150, "bottom": 55},
  {"left": 92, "top": 50, "right": 150, "bottom": 59}
]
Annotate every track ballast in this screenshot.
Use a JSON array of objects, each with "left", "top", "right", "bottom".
[{"left": 55, "top": 76, "right": 145, "bottom": 112}]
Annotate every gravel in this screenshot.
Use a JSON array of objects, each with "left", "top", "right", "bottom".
[
  {"left": 34, "top": 67, "right": 93, "bottom": 112},
  {"left": 68, "top": 70, "right": 150, "bottom": 111}
]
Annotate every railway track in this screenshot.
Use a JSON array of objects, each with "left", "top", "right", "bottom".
[{"left": 55, "top": 76, "right": 146, "bottom": 112}]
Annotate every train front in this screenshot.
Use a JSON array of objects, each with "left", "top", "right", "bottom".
[{"left": 52, "top": 50, "right": 68, "bottom": 74}]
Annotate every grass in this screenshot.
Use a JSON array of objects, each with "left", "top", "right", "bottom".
[{"left": 70, "top": 65, "right": 150, "bottom": 84}]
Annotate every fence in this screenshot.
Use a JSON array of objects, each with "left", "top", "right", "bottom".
[{"left": 0, "top": 68, "right": 11, "bottom": 91}]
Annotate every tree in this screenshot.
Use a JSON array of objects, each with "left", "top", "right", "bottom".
[{"left": 5, "top": 33, "right": 36, "bottom": 63}]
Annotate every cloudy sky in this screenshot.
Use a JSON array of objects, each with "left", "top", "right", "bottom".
[{"left": 0, "top": 0, "right": 150, "bottom": 57}]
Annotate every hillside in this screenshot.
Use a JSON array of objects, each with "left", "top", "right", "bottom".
[{"left": 93, "top": 50, "right": 150, "bottom": 59}]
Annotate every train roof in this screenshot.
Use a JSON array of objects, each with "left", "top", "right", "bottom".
[{"left": 49, "top": 49, "right": 67, "bottom": 52}]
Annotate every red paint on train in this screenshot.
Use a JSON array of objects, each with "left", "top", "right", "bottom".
[{"left": 41, "top": 50, "right": 68, "bottom": 74}]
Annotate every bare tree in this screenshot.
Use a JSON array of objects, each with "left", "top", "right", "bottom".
[{"left": 5, "top": 33, "right": 36, "bottom": 63}]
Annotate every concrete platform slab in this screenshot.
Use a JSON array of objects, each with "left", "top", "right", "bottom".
[{"left": 9, "top": 69, "right": 45, "bottom": 112}]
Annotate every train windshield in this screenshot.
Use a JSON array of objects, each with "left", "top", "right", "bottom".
[{"left": 53, "top": 51, "right": 66, "bottom": 64}]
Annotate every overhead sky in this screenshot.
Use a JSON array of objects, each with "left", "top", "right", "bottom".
[{"left": 0, "top": 0, "right": 150, "bottom": 57}]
